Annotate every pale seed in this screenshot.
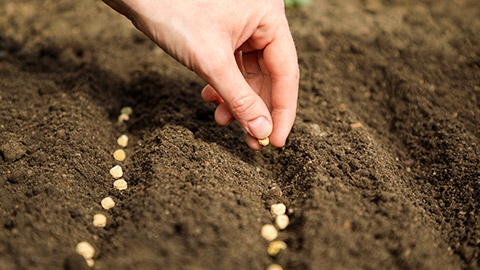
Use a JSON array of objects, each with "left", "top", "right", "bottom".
[
  {"left": 266, "top": 264, "right": 283, "bottom": 270},
  {"left": 113, "top": 149, "right": 126, "bottom": 161},
  {"left": 110, "top": 165, "right": 123, "bottom": 179},
  {"left": 93, "top": 213, "right": 107, "bottom": 227},
  {"left": 86, "top": 259, "right": 95, "bottom": 267},
  {"left": 113, "top": 179, "right": 127, "bottom": 190},
  {"left": 260, "top": 224, "right": 278, "bottom": 241},
  {"left": 101, "top": 197, "right": 115, "bottom": 210},
  {"left": 120, "top": 106, "right": 133, "bottom": 115},
  {"left": 258, "top": 137, "right": 269, "bottom": 146},
  {"left": 118, "top": 113, "right": 129, "bottom": 123},
  {"left": 267, "top": 240, "right": 287, "bottom": 256},
  {"left": 350, "top": 122, "right": 363, "bottom": 129},
  {"left": 75, "top": 241, "right": 95, "bottom": 260},
  {"left": 275, "top": 214, "right": 289, "bottom": 230},
  {"left": 117, "top": 134, "right": 128, "bottom": 147},
  {"left": 270, "top": 203, "right": 286, "bottom": 216}
]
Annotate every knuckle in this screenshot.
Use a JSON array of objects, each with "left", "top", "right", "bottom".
[
  {"left": 229, "top": 94, "right": 257, "bottom": 117},
  {"left": 196, "top": 55, "right": 229, "bottom": 82}
]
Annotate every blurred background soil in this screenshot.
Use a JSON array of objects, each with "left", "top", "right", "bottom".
[{"left": 0, "top": 0, "right": 479, "bottom": 269}]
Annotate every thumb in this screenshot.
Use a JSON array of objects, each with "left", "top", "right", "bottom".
[{"left": 198, "top": 53, "right": 273, "bottom": 139}]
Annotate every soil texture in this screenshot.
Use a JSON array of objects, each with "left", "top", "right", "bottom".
[{"left": 1, "top": 0, "right": 479, "bottom": 269}]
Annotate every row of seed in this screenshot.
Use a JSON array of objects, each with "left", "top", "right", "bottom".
[
  {"left": 75, "top": 107, "right": 133, "bottom": 267},
  {"left": 261, "top": 202, "right": 290, "bottom": 270}
]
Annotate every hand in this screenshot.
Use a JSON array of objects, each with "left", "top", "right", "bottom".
[{"left": 103, "top": 0, "right": 299, "bottom": 150}]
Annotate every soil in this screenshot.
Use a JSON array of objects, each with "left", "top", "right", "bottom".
[{"left": 1, "top": 0, "right": 479, "bottom": 269}]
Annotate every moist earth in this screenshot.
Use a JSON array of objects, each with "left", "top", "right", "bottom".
[{"left": 0, "top": 0, "right": 479, "bottom": 269}]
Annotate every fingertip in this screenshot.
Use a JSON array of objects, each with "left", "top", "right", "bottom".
[
  {"left": 268, "top": 109, "right": 295, "bottom": 148},
  {"left": 246, "top": 134, "right": 263, "bottom": 151},
  {"left": 214, "top": 102, "right": 234, "bottom": 126},
  {"left": 201, "top": 85, "right": 223, "bottom": 104}
]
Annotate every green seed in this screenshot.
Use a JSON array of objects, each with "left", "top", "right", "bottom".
[{"left": 120, "top": 106, "right": 133, "bottom": 115}]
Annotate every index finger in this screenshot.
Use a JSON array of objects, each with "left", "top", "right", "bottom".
[{"left": 262, "top": 20, "right": 299, "bottom": 147}]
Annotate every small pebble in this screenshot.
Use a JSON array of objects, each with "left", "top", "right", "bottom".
[
  {"left": 270, "top": 203, "right": 286, "bottom": 216},
  {"left": 113, "top": 149, "right": 126, "bottom": 161},
  {"left": 275, "top": 214, "right": 289, "bottom": 230},
  {"left": 258, "top": 137, "right": 269, "bottom": 147},
  {"left": 101, "top": 197, "right": 115, "bottom": 210},
  {"left": 267, "top": 240, "right": 287, "bottom": 256},
  {"left": 75, "top": 241, "right": 95, "bottom": 260},
  {"left": 118, "top": 113, "right": 129, "bottom": 123},
  {"left": 117, "top": 135, "right": 128, "bottom": 147},
  {"left": 120, "top": 106, "right": 133, "bottom": 115},
  {"left": 266, "top": 264, "right": 283, "bottom": 270},
  {"left": 261, "top": 224, "right": 278, "bottom": 241},
  {"left": 93, "top": 213, "right": 107, "bottom": 227},
  {"left": 113, "top": 179, "right": 128, "bottom": 190},
  {"left": 110, "top": 165, "right": 123, "bottom": 179}
]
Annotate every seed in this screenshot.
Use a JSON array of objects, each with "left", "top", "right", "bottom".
[
  {"left": 113, "top": 149, "right": 126, "bottom": 161},
  {"left": 118, "top": 113, "right": 130, "bottom": 123},
  {"left": 258, "top": 137, "right": 269, "bottom": 146},
  {"left": 113, "top": 179, "right": 128, "bottom": 190},
  {"left": 350, "top": 122, "right": 363, "bottom": 129},
  {"left": 75, "top": 241, "right": 95, "bottom": 260},
  {"left": 266, "top": 264, "right": 283, "bottom": 270},
  {"left": 101, "top": 197, "right": 115, "bottom": 210},
  {"left": 260, "top": 224, "right": 278, "bottom": 241},
  {"left": 86, "top": 259, "right": 95, "bottom": 267},
  {"left": 110, "top": 165, "right": 123, "bottom": 179},
  {"left": 117, "top": 134, "right": 128, "bottom": 147},
  {"left": 93, "top": 213, "right": 107, "bottom": 227},
  {"left": 275, "top": 214, "right": 289, "bottom": 230},
  {"left": 270, "top": 203, "right": 286, "bottom": 216},
  {"left": 267, "top": 240, "right": 287, "bottom": 256},
  {"left": 120, "top": 106, "right": 133, "bottom": 115}
]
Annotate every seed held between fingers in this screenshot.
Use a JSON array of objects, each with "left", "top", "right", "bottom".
[
  {"left": 93, "top": 213, "right": 107, "bottom": 227},
  {"left": 261, "top": 224, "right": 278, "bottom": 241},
  {"left": 113, "top": 179, "right": 128, "bottom": 190},
  {"left": 258, "top": 137, "right": 269, "bottom": 146},
  {"left": 101, "top": 197, "right": 115, "bottom": 210},
  {"left": 110, "top": 165, "right": 123, "bottom": 179},
  {"left": 113, "top": 149, "right": 126, "bottom": 161}
]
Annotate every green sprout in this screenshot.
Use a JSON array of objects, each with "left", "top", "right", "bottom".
[{"left": 284, "top": 0, "right": 311, "bottom": 7}]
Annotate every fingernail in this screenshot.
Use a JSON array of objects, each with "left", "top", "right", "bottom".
[{"left": 247, "top": 117, "right": 272, "bottom": 139}]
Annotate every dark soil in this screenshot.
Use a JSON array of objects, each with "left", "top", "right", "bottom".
[{"left": 1, "top": 0, "right": 479, "bottom": 269}]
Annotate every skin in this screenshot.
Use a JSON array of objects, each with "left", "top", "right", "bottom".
[{"left": 103, "top": 0, "right": 299, "bottom": 150}]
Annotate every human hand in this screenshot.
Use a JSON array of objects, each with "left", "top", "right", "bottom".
[{"left": 103, "top": 0, "right": 299, "bottom": 150}]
